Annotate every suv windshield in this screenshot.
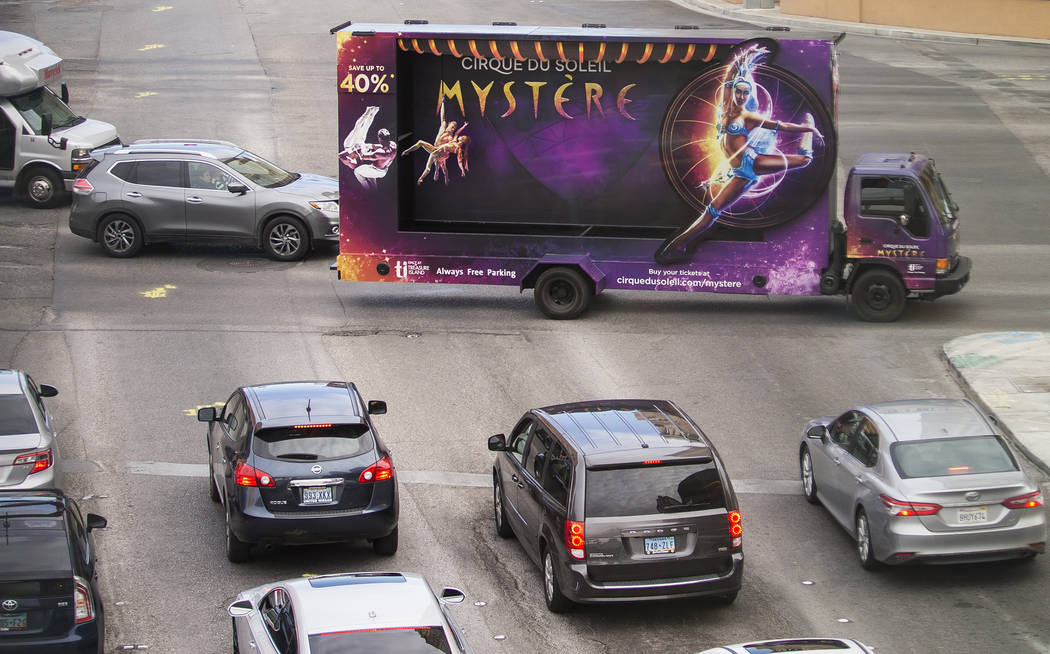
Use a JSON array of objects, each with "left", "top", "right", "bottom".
[
  {"left": 221, "top": 150, "right": 297, "bottom": 188},
  {"left": 252, "top": 425, "right": 374, "bottom": 462},
  {"left": 10, "top": 86, "right": 82, "bottom": 132},
  {"left": 891, "top": 436, "right": 1018, "bottom": 479},
  {"left": 586, "top": 462, "right": 726, "bottom": 517},
  {"left": 308, "top": 626, "right": 452, "bottom": 654},
  {"left": 0, "top": 513, "right": 72, "bottom": 577},
  {"left": 0, "top": 394, "right": 37, "bottom": 436}
]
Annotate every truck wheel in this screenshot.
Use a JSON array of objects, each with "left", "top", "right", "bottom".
[
  {"left": 263, "top": 216, "right": 309, "bottom": 261},
  {"left": 852, "top": 269, "right": 905, "bottom": 322},
  {"left": 534, "top": 267, "right": 591, "bottom": 320},
  {"left": 98, "top": 214, "right": 144, "bottom": 258},
  {"left": 21, "top": 166, "right": 65, "bottom": 209}
]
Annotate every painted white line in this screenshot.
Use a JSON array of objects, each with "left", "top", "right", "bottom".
[{"left": 121, "top": 462, "right": 800, "bottom": 494}]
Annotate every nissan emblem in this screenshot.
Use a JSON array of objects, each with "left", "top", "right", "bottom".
[{"left": 311, "top": 464, "right": 323, "bottom": 475}]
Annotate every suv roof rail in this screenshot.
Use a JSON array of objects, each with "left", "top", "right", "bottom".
[
  {"left": 111, "top": 147, "right": 221, "bottom": 159},
  {"left": 131, "top": 139, "right": 240, "bottom": 147}
]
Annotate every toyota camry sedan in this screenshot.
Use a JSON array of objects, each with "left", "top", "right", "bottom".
[
  {"left": 227, "top": 572, "right": 471, "bottom": 653},
  {"left": 799, "top": 398, "right": 1045, "bottom": 568},
  {"left": 697, "top": 637, "right": 875, "bottom": 654}
]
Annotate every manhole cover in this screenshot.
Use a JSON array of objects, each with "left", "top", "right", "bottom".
[{"left": 197, "top": 258, "right": 297, "bottom": 273}]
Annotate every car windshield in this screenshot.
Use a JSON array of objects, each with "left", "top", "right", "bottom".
[
  {"left": 220, "top": 150, "right": 297, "bottom": 188},
  {"left": 891, "top": 436, "right": 1018, "bottom": 479},
  {"left": 0, "top": 394, "right": 38, "bottom": 436},
  {"left": 9, "top": 86, "right": 82, "bottom": 132},
  {"left": 308, "top": 626, "right": 452, "bottom": 654},
  {"left": 586, "top": 462, "right": 726, "bottom": 517},
  {"left": 918, "top": 162, "right": 956, "bottom": 226},
  {"left": 251, "top": 425, "right": 374, "bottom": 462},
  {"left": 0, "top": 514, "right": 72, "bottom": 578}
]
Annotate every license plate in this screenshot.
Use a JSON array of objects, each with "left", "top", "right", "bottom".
[
  {"left": 958, "top": 507, "right": 988, "bottom": 524},
  {"left": 301, "top": 486, "right": 333, "bottom": 505},
  {"left": 644, "top": 536, "right": 675, "bottom": 555},
  {"left": 0, "top": 613, "right": 26, "bottom": 631}
]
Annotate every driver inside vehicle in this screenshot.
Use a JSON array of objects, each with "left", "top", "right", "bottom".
[{"left": 194, "top": 165, "right": 229, "bottom": 191}]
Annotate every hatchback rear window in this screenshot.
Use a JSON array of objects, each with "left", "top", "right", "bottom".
[
  {"left": 891, "top": 436, "right": 1018, "bottom": 479},
  {"left": 585, "top": 462, "right": 726, "bottom": 517},
  {"left": 0, "top": 516, "right": 72, "bottom": 577},
  {"left": 0, "top": 394, "right": 38, "bottom": 436},
  {"left": 308, "top": 626, "right": 452, "bottom": 654},
  {"left": 251, "top": 425, "right": 374, "bottom": 462}
]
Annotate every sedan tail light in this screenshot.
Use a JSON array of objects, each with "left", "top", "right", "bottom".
[
  {"left": 358, "top": 456, "right": 393, "bottom": 483},
  {"left": 14, "top": 449, "right": 52, "bottom": 474},
  {"left": 74, "top": 576, "right": 95, "bottom": 623},
  {"left": 565, "top": 520, "right": 585, "bottom": 560},
  {"left": 1003, "top": 490, "right": 1043, "bottom": 509},
  {"left": 728, "top": 510, "right": 742, "bottom": 549},
  {"left": 880, "top": 494, "right": 941, "bottom": 516},
  {"left": 234, "top": 462, "right": 275, "bottom": 487}
]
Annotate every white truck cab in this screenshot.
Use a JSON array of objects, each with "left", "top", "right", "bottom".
[{"left": 0, "top": 31, "right": 120, "bottom": 208}]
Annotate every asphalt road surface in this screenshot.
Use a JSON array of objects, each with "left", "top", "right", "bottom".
[{"left": 1, "top": 1, "right": 1048, "bottom": 652}]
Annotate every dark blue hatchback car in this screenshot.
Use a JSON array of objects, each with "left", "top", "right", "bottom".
[
  {"left": 0, "top": 490, "right": 107, "bottom": 653},
  {"left": 198, "top": 380, "right": 397, "bottom": 562}
]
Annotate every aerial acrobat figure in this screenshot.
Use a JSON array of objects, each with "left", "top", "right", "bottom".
[
  {"left": 339, "top": 106, "right": 397, "bottom": 189},
  {"left": 402, "top": 100, "right": 470, "bottom": 185},
  {"left": 654, "top": 44, "right": 823, "bottom": 265}
]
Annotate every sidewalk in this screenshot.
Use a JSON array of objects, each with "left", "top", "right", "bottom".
[
  {"left": 943, "top": 333, "right": 1050, "bottom": 476},
  {"left": 673, "top": 0, "right": 1050, "bottom": 47}
]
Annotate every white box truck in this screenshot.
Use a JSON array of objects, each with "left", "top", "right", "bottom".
[{"left": 0, "top": 31, "right": 120, "bottom": 208}]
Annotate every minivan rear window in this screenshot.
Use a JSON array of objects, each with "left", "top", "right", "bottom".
[
  {"left": 252, "top": 425, "right": 374, "bottom": 462},
  {"left": 585, "top": 462, "right": 726, "bottom": 517},
  {"left": 891, "top": 436, "right": 1018, "bottom": 479}
]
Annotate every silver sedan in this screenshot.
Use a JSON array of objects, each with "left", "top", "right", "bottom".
[
  {"left": 0, "top": 369, "right": 60, "bottom": 489},
  {"left": 799, "top": 398, "right": 1046, "bottom": 568}
]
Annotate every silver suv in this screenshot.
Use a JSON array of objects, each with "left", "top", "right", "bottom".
[{"left": 69, "top": 140, "right": 339, "bottom": 261}]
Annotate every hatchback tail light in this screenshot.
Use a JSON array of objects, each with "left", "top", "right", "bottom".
[
  {"left": 14, "top": 449, "right": 52, "bottom": 475},
  {"left": 880, "top": 494, "right": 941, "bottom": 516},
  {"left": 234, "top": 462, "right": 275, "bottom": 487},
  {"left": 72, "top": 178, "right": 94, "bottom": 194},
  {"left": 1003, "top": 490, "right": 1043, "bottom": 509},
  {"left": 74, "top": 576, "right": 94, "bottom": 623},
  {"left": 565, "top": 520, "right": 585, "bottom": 560},
  {"left": 728, "top": 510, "right": 742, "bottom": 549},
  {"left": 358, "top": 456, "right": 393, "bottom": 483}
]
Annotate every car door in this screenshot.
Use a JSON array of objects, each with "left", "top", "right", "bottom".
[
  {"left": 814, "top": 411, "right": 863, "bottom": 527},
  {"left": 837, "top": 415, "right": 882, "bottom": 524},
  {"left": 214, "top": 393, "right": 249, "bottom": 501},
  {"left": 517, "top": 426, "right": 554, "bottom": 561},
  {"left": 185, "top": 161, "right": 257, "bottom": 238},
  {"left": 497, "top": 418, "right": 533, "bottom": 535},
  {"left": 120, "top": 160, "right": 186, "bottom": 238},
  {"left": 233, "top": 588, "right": 287, "bottom": 654}
]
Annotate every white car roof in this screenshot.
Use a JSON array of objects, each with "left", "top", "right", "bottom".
[{"left": 286, "top": 572, "right": 446, "bottom": 635}]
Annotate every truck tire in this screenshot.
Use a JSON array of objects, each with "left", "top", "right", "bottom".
[
  {"left": 98, "top": 214, "right": 144, "bottom": 258},
  {"left": 263, "top": 216, "right": 309, "bottom": 261},
  {"left": 534, "top": 267, "right": 592, "bottom": 320},
  {"left": 851, "top": 269, "right": 905, "bottom": 322},
  {"left": 21, "top": 166, "right": 65, "bottom": 209}
]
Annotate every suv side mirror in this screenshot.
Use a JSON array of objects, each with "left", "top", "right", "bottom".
[
  {"left": 85, "top": 514, "right": 107, "bottom": 531},
  {"left": 806, "top": 425, "right": 827, "bottom": 440},
  {"left": 487, "top": 434, "right": 507, "bottom": 451},
  {"left": 227, "top": 183, "right": 248, "bottom": 195},
  {"left": 439, "top": 587, "right": 465, "bottom": 605},
  {"left": 39, "top": 384, "right": 58, "bottom": 398},
  {"left": 227, "top": 599, "right": 253, "bottom": 618},
  {"left": 367, "top": 400, "right": 387, "bottom": 415},
  {"left": 198, "top": 407, "right": 217, "bottom": 422}
]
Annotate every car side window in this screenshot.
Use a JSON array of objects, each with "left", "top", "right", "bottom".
[
  {"left": 540, "top": 439, "right": 571, "bottom": 507},
  {"left": 848, "top": 417, "right": 880, "bottom": 467},
  {"left": 110, "top": 161, "right": 136, "bottom": 182},
  {"left": 828, "top": 411, "right": 860, "bottom": 447},
  {"left": 524, "top": 428, "right": 553, "bottom": 480},
  {"left": 507, "top": 420, "right": 532, "bottom": 464},
  {"left": 65, "top": 501, "right": 90, "bottom": 564},
  {"left": 222, "top": 394, "right": 250, "bottom": 448},
  {"left": 188, "top": 161, "right": 233, "bottom": 191},
  {"left": 24, "top": 375, "right": 46, "bottom": 414},
  {"left": 260, "top": 588, "right": 297, "bottom": 654},
  {"left": 860, "top": 176, "right": 929, "bottom": 238},
  {"left": 134, "top": 160, "right": 184, "bottom": 188}
]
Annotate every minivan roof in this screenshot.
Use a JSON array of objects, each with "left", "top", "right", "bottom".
[{"left": 536, "top": 400, "right": 709, "bottom": 462}]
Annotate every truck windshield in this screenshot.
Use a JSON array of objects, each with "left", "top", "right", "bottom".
[
  {"left": 10, "top": 86, "right": 82, "bottom": 133},
  {"left": 919, "top": 164, "right": 957, "bottom": 227},
  {"left": 221, "top": 150, "right": 298, "bottom": 188}
]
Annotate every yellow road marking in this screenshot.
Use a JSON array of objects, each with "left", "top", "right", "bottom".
[
  {"left": 138, "top": 44, "right": 166, "bottom": 51},
  {"left": 182, "top": 402, "right": 224, "bottom": 417},
  {"left": 139, "top": 284, "right": 177, "bottom": 298},
  {"left": 135, "top": 91, "right": 158, "bottom": 99},
  {"left": 153, "top": 5, "right": 174, "bottom": 11}
]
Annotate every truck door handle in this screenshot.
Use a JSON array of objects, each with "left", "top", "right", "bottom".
[
  {"left": 125, "top": 191, "right": 141, "bottom": 198},
  {"left": 187, "top": 196, "right": 204, "bottom": 204},
  {"left": 859, "top": 237, "right": 873, "bottom": 245}
]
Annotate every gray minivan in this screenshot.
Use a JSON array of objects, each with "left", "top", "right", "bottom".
[
  {"left": 487, "top": 399, "right": 743, "bottom": 612},
  {"left": 68, "top": 140, "right": 339, "bottom": 261}
]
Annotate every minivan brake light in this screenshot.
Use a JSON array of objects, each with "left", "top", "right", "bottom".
[{"left": 565, "top": 520, "right": 585, "bottom": 560}]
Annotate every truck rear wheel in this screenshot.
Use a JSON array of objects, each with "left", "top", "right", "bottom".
[
  {"left": 852, "top": 269, "right": 905, "bottom": 322},
  {"left": 21, "top": 166, "right": 65, "bottom": 209},
  {"left": 534, "top": 267, "right": 592, "bottom": 320}
]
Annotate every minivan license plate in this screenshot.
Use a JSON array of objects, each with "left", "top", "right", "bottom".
[
  {"left": 644, "top": 536, "right": 675, "bottom": 555},
  {"left": 302, "top": 486, "right": 333, "bottom": 505},
  {"left": 0, "top": 613, "right": 26, "bottom": 631},
  {"left": 958, "top": 507, "right": 987, "bottom": 524}
]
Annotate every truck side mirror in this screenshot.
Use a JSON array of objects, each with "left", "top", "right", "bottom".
[
  {"left": 197, "top": 407, "right": 217, "bottom": 422},
  {"left": 898, "top": 213, "right": 910, "bottom": 226},
  {"left": 60, "top": 82, "right": 70, "bottom": 105},
  {"left": 41, "top": 113, "right": 53, "bottom": 137},
  {"left": 487, "top": 434, "right": 507, "bottom": 451}
]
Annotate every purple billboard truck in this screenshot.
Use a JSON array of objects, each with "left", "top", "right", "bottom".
[{"left": 331, "top": 22, "right": 970, "bottom": 321}]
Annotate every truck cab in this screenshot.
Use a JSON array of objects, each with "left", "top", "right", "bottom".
[
  {"left": 836, "top": 153, "right": 971, "bottom": 321},
  {"left": 0, "top": 31, "right": 120, "bottom": 208}
]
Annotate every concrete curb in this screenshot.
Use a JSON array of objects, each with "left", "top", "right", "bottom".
[{"left": 671, "top": 0, "right": 1050, "bottom": 47}]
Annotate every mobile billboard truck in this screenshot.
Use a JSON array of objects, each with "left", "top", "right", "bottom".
[
  {"left": 332, "top": 23, "right": 970, "bottom": 321},
  {"left": 0, "top": 31, "right": 120, "bottom": 208}
]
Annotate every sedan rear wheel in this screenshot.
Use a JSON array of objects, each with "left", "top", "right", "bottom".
[
  {"left": 855, "top": 509, "right": 879, "bottom": 570},
  {"left": 800, "top": 447, "right": 818, "bottom": 504}
]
